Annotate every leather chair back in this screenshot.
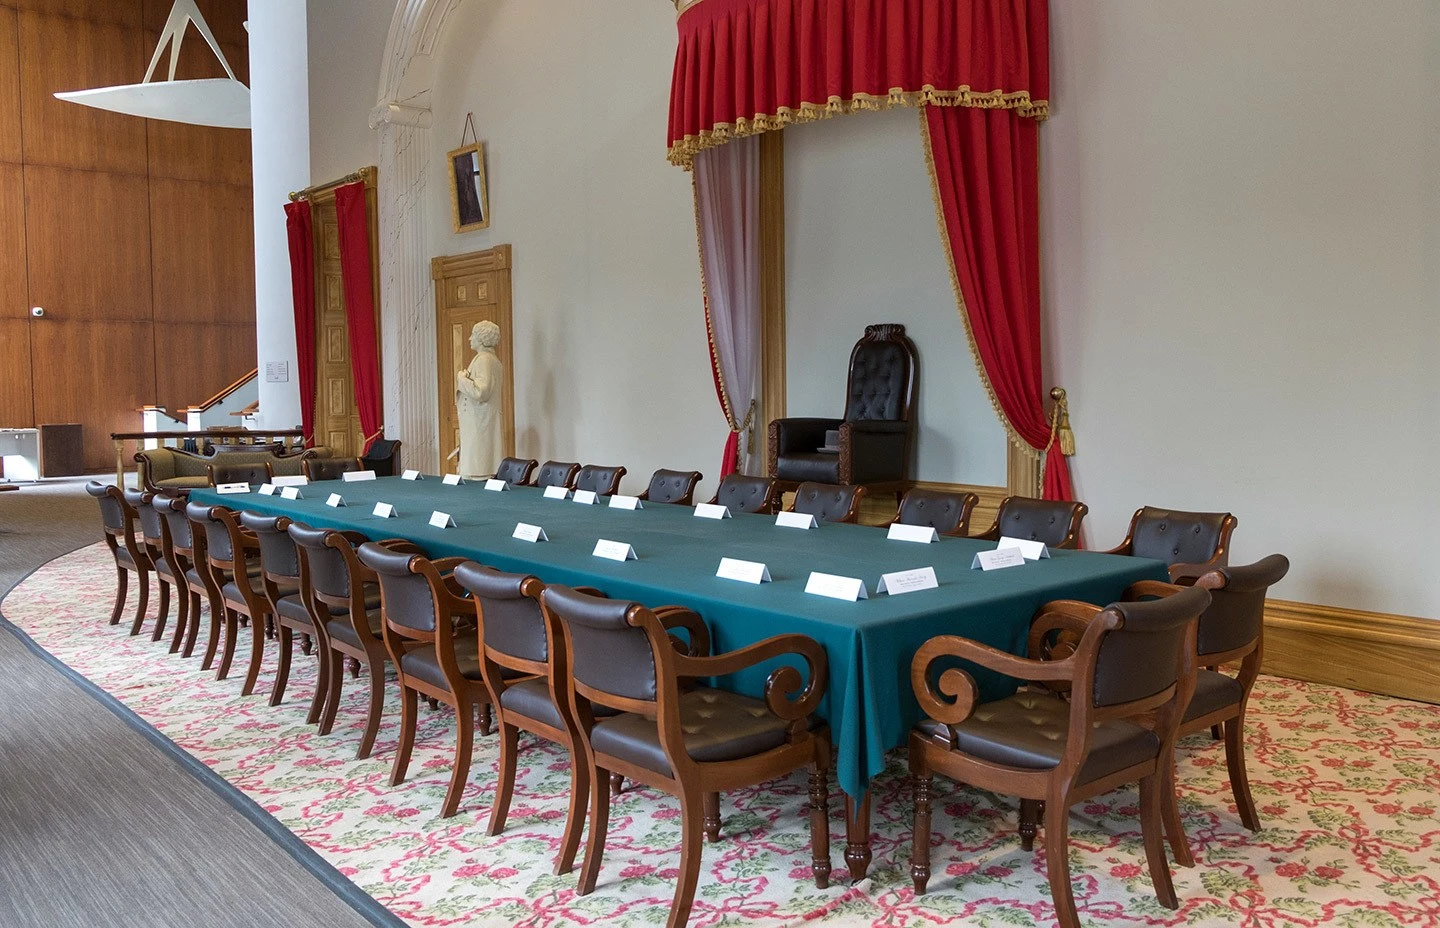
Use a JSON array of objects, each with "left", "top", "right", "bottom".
[
  {"left": 239, "top": 511, "right": 299, "bottom": 581},
  {"left": 1196, "top": 555, "right": 1289, "bottom": 658},
  {"left": 644, "top": 469, "right": 702, "bottom": 505},
  {"left": 712, "top": 474, "right": 775, "bottom": 514},
  {"left": 361, "top": 439, "right": 401, "bottom": 477},
  {"left": 1092, "top": 586, "right": 1209, "bottom": 708},
  {"left": 210, "top": 461, "right": 271, "bottom": 487},
  {"left": 130, "top": 491, "right": 166, "bottom": 544},
  {"left": 159, "top": 496, "right": 194, "bottom": 550},
  {"left": 895, "top": 488, "right": 977, "bottom": 536},
  {"left": 543, "top": 586, "right": 657, "bottom": 703},
  {"left": 86, "top": 481, "right": 128, "bottom": 533},
  {"left": 357, "top": 543, "right": 436, "bottom": 633},
  {"left": 991, "top": 497, "right": 1087, "bottom": 549},
  {"left": 186, "top": 501, "right": 233, "bottom": 562},
  {"left": 1128, "top": 507, "right": 1235, "bottom": 566},
  {"left": 842, "top": 323, "right": 917, "bottom": 423},
  {"left": 494, "top": 457, "right": 538, "bottom": 486},
  {"left": 533, "top": 460, "right": 579, "bottom": 489},
  {"left": 790, "top": 482, "right": 865, "bottom": 524},
  {"left": 288, "top": 523, "right": 361, "bottom": 600},
  {"left": 304, "top": 457, "right": 361, "bottom": 481},
  {"left": 574, "top": 464, "right": 626, "bottom": 496},
  {"left": 454, "top": 563, "right": 547, "bottom": 664}
]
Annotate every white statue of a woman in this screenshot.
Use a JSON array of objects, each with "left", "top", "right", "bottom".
[{"left": 455, "top": 321, "right": 504, "bottom": 477}]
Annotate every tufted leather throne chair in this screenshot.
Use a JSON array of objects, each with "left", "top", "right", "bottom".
[{"left": 768, "top": 324, "right": 918, "bottom": 500}]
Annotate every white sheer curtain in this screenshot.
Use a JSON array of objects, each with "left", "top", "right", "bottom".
[{"left": 694, "top": 135, "right": 761, "bottom": 476}]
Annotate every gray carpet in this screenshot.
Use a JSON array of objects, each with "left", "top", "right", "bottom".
[{"left": 0, "top": 477, "right": 394, "bottom": 928}]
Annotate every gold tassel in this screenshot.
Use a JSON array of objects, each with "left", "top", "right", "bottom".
[{"left": 1049, "top": 387, "right": 1076, "bottom": 457}]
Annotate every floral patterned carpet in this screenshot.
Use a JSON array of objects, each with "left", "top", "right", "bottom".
[{"left": 4, "top": 543, "right": 1439, "bottom": 928}]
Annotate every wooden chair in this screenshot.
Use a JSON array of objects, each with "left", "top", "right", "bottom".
[
  {"left": 208, "top": 460, "right": 273, "bottom": 487},
  {"left": 358, "top": 543, "right": 495, "bottom": 818},
  {"left": 289, "top": 524, "right": 412, "bottom": 758},
  {"left": 540, "top": 585, "right": 832, "bottom": 928},
  {"left": 889, "top": 488, "right": 979, "bottom": 537},
  {"left": 574, "top": 464, "right": 626, "bottom": 497},
  {"left": 972, "top": 496, "right": 1087, "bottom": 549},
  {"left": 238, "top": 511, "right": 323, "bottom": 709},
  {"left": 908, "top": 585, "right": 1210, "bottom": 928},
  {"left": 1168, "top": 554, "right": 1289, "bottom": 831},
  {"left": 159, "top": 495, "right": 209, "bottom": 658},
  {"left": 186, "top": 502, "right": 271, "bottom": 690},
  {"left": 85, "top": 482, "right": 152, "bottom": 632},
  {"left": 128, "top": 489, "right": 180, "bottom": 643},
  {"left": 1106, "top": 506, "right": 1238, "bottom": 580},
  {"left": 531, "top": 460, "right": 580, "bottom": 489},
  {"left": 788, "top": 481, "right": 865, "bottom": 524},
  {"left": 493, "top": 456, "right": 538, "bottom": 486},
  {"left": 708, "top": 474, "right": 777, "bottom": 514},
  {"left": 303, "top": 457, "right": 362, "bottom": 481},
  {"left": 639, "top": 469, "right": 702, "bottom": 506}
]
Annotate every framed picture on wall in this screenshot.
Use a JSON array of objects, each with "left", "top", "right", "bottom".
[{"left": 447, "top": 142, "right": 490, "bottom": 232}]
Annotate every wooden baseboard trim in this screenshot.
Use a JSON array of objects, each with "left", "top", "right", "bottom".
[{"left": 1262, "top": 599, "right": 1440, "bottom": 704}]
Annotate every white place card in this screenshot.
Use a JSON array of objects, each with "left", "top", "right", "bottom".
[
  {"left": 215, "top": 482, "right": 251, "bottom": 495},
  {"left": 401, "top": 469, "right": 423, "bottom": 481},
  {"left": 999, "top": 536, "right": 1051, "bottom": 561},
  {"left": 592, "top": 539, "right": 638, "bottom": 562},
  {"left": 776, "top": 511, "right": 819, "bottom": 530},
  {"left": 805, "top": 571, "right": 868, "bottom": 601},
  {"left": 609, "top": 494, "right": 643, "bottom": 510},
  {"left": 442, "top": 474, "right": 464, "bottom": 486},
  {"left": 325, "top": 493, "right": 346, "bottom": 508},
  {"left": 543, "top": 485, "right": 571, "bottom": 500},
  {"left": 428, "top": 511, "right": 456, "bottom": 529},
  {"left": 484, "top": 478, "right": 508, "bottom": 492},
  {"left": 342, "top": 470, "right": 377, "bottom": 483},
  {"left": 272, "top": 475, "right": 309, "bottom": 487},
  {"left": 258, "top": 484, "right": 277, "bottom": 496},
  {"left": 573, "top": 489, "right": 598, "bottom": 505},
  {"left": 280, "top": 486, "right": 303, "bottom": 501},
  {"left": 973, "top": 547, "right": 1026, "bottom": 571},
  {"left": 877, "top": 566, "right": 939, "bottom": 596},
  {"left": 716, "top": 557, "right": 771, "bottom": 584},
  {"left": 372, "top": 502, "right": 398, "bottom": 519},
  {"left": 693, "top": 503, "right": 732, "bottom": 520},
  {"left": 888, "top": 523, "right": 939, "bottom": 544},
  {"left": 513, "top": 522, "right": 548, "bottom": 543}
]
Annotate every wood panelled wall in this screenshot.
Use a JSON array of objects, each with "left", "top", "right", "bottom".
[{"left": 0, "top": 0, "right": 253, "bottom": 470}]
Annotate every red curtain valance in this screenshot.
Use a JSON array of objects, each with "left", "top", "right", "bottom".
[{"left": 667, "top": 0, "right": 1049, "bottom": 167}]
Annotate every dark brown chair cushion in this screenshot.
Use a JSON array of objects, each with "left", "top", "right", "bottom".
[
  {"left": 399, "top": 633, "right": 483, "bottom": 691},
  {"left": 1129, "top": 507, "right": 1231, "bottom": 566},
  {"left": 917, "top": 690, "right": 1160, "bottom": 786},
  {"left": 588, "top": 688, "right": 795, "bottom": 776}
]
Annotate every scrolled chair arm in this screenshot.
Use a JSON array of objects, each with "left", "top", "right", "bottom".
[
  {"left": 673, "top": 634, "right": 828, "bottom": 722},
  {"left": 1122, "top": 579, "right": 1186, "bottom": 601},
  {"left": 653, "top": 606, "right": 711, "bottom": 658},
  {"left": 1167, "top": 559, "right": 1222, "bottom": 584},
  {"left": 1026, "top": 599, "right": 1103, "bottom": 661},
  {"left": 912, "top": 634, "right": 1077, "bottom": 726},
  {"left": 376, "top": 538, "right": 425, "bottom": 555}
]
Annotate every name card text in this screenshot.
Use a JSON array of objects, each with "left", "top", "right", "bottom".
[
  {"left": 877, "top": 566, "right": 939, "bottom": 596},
  {"left": 973, "top": 547, "right": 1026, "bottom": 571},
  {"left": 716, "top": 557, "right": 771, "bottom": 584},
  {"left": 592, "top": 539, "right": 637, "bottom": 562},
  {"left": 513, "top": 522, "right": 547, "bottom": 542}
]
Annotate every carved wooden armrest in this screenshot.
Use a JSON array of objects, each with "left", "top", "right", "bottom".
[
  {"left": 376, "top": 538, "right": 425, "bottom": 555},
  {"left": 654, "top": 606, "right": 711, "bottom": 657},
  {"left": 573, "top": 586, "right": 606, "bottom": 598},
  {"left": 1123, "top": 580, "right": 1185, "bottom": 601},
  {"left": 673, "top": 634, "right": 827, "bottom": 722},
  {"left": 913, "top": 634, "right": 1076, "bottom": 726},
  {"left": 1026, "top": 600, "right": 1103, "bottom": 660},
  {"left": 1168, "top": 562, "right": 1227, "bottom": 589}
]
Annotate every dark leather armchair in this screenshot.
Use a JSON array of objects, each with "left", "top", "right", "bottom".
[
  {"left": 787, "top": 482, "right": 866, "bottom": 524},
  {"left": 639, "top": 469, "right": 702, "bottom": 506},
  {"left": 532, "top": 460, "right": 580, "bottom": 489},
  {"left": 973, "top": 496, "right": 1087, "bottom": 549},
  {"left": 768, "top": 324, "right": 918, "bottom": 497},
  {"left": 909, "top": 585, "right": 1210, "bottom": 928},
  {"left": 1107, "top": 506, "right": 1237, "bottom": 580},
  {"left": 708, "top": 474, "right": 777, "bottom": 514},
  {"left": 303, "top": 457, "right": 362, "bottom": 481},
  {"left": 574, "top": 464, "right": 626, "bottom": 497},
  {"left": 890, "top": 488, "right": 979, "bottom": 537},
  {"left": 494, "top": 457, "right": 538, "bottom": 486},
  {"left": 361, "top": 438, "right": 401, "bottom": 477},
  {"left": 86, "top": 482, "right": 151, "bottom": 632},
  {"left": 159, "top": 494, "right": 208, "bottom": 659}
]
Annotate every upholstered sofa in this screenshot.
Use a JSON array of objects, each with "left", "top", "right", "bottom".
[{"left": 135, "top": 444, "right": 326, "bottom": 493}]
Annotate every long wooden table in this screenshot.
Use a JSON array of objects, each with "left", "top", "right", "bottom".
[{"left": 191, "top": 477, "right": 1167, "bottom": 879}]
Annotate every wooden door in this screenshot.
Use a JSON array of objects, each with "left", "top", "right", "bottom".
[
  {"left": 312, "top": 199, "right": 359, "bottom": 457},
  {"left": 432, "top": 245, "right": 514, "bottom": 471}
]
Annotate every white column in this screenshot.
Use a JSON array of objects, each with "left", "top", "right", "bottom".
[{"left": 248, "top": 1, "right": 311, "bottom": 431}]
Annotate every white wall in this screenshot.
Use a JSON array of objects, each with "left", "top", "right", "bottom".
[
  {"left": 305, "top": 0, "right": 389, "bottom": 184},
  {"left": 426, "top": 0, "right": 719, "bottom": 497},
  {"left": 249, "top": 0, "right": 311, "bottom": 431},
  {"left": 1042, "top": 1, "right": 1440, "bottom": 616},
  {"left": 785, "top": 109, "right": 1009, "bottom": 486}
]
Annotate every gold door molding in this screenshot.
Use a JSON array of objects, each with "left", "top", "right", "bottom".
[{"left": 432, "top": 245, "right": 516, "bottom": 472}]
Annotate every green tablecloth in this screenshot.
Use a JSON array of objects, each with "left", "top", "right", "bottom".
[{"left": 192, "top": 478, "right": 1167, "bottom": 797}]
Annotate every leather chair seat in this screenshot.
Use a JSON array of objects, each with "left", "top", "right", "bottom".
[
  {"left": 916, "top": 690, "right": 1160, "bottom": 786},
  {"left": 774, "top": 452, "right": 840, "bottom": 484},
  {"left": 151, "top": 557, "right": 175, "bottom": 579},
  {"left": 326, "top": 610, "right": 385, "bottom": 649},
  {"left": 589, "top": 687, "right": 803, "bottom": 776},
  {"left": 399, "top": 633, "right": 483, "bottom": 691},
  {"left": 1183, "top": 669, "right": 1243, "bottom": 723},
  {"left": 115, "top": 548, "right": 139, "bottom": 569},
  {"left": 222, "top": 578, "right": 297, "bottom": 608},
  {"left": 500, "top": 677, "right": 616, "bottom": 730}
]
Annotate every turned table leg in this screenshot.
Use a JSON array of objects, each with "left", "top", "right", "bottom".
[{"left": 844, "top": 791, "right": 873, "bottom": 882}]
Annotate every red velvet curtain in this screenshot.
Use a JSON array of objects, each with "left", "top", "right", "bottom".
[
  {"left": 923, "top": 105, "right": 1074, "bottom": 501},
  {"left": 283, "top": 200, "right": 317, "bottom": 447},
  {"left": 668, "top": 0, "right": 1050, "bottom": 167},
  {"left": 333, "top": 182, "right": 383, "bottom": 455}
]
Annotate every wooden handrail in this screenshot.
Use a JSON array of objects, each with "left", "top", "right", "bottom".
[
  {"left": 110, "top": 429, "right": 305, "bottom": 485},
  {"left": 190, "top": 368, "right": 258, "bottom": 412}
]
